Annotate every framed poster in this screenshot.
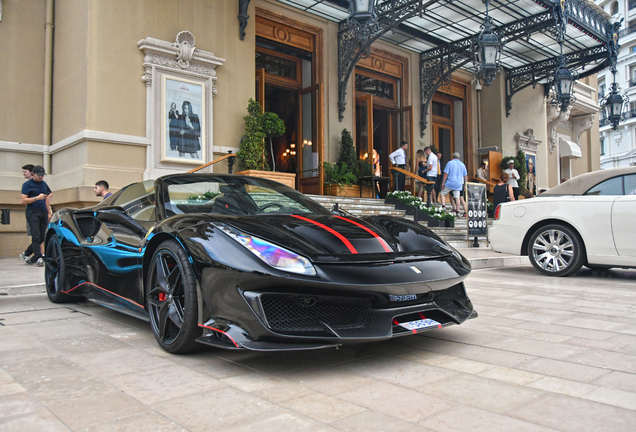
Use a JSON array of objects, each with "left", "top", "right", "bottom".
[
  {"left": 161, "top": 75, "right": 206, "bottom": 165},
  {"left": 525, "top": 154, "right": 537, "bottom": 196},
  {"left": 466, "top": 182, "right": 488, "bottom": 237}
]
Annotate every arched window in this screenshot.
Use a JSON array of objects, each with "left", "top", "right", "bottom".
[{"left": 611, "top": 1, "right": 619, "bottom": 15}]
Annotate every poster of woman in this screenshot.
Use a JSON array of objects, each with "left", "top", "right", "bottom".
[
  {"left": 162, "top": 76, "right": 206, "bottom": 164},
  {"left": 526, "top": 154, "right": 536, "bottom": 196}
]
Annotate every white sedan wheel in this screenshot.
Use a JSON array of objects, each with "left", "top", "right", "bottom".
[{"left": 528, "top": 224, "right": 585, "bottom": 277}]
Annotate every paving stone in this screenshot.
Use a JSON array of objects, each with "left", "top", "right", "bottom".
[
  {"left": 331, "top": 410, "right": 432, "bottom": 432},
  {"left": 507, "top": 393, "right": 636, "bottom": 432},
  {"left": 417, "top": 373, "right": 544, "bottom": 414},
  {"left": 516, "top": 357, "right": 611, "bottom": 383},
  {"left": 281, "top": 393, "right": 366, "bottom": 423},
  {"left": 336, "top": 381, "right": 456, "bottom": 423},
  {"left": 581, "top": 387, "right": 636, "bottom": 411},
  {"left": 419, "top": 406, "right": 558, "bottom": 432},
  {"left": 526, "top": 376, "right": 598, "bottom": 398},
  {"left": 591, "top": 371, "right": 636, "bottom": 393},
  {"left": 151, "top": 387, "right": 278, "bottom": 431}
]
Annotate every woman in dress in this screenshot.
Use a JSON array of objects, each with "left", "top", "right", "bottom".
[
  {"left": 178, "top": 101, "right": 201, "bottom": 158},
  {"left": 493, "top": 172, "right": 516, "bottom": 212}
]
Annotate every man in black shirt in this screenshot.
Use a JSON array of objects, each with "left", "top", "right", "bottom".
[{"left": 20, "top": 165, "right": 53, "bottom": 266}]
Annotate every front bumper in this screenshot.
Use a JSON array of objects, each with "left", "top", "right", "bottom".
[{"left": 194, "top": 254, "right": 476, "bottom": 351}]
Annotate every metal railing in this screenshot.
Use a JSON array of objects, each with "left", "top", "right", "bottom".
[
  {"left": 620, "top": 23, "right": 636, "bottom": 38},
  {"left": 187, "top": 151, "right": 236, "bottom": 173}
]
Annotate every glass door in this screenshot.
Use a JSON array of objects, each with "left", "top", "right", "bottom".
[
  {"left": 298, "top": 83, "right": 323, "bottom": 195},
  {"left": 255, "top": 68, "right": 265, "bottom": 108},
  {"left": 355, "top": 94, "right": 374, "bottom": 164},
  {"left": 389, "top": 105, "right": 414, "bottom": 191},
  {"left": 433, "top": 123, "right": 454, "bottom": 167}
]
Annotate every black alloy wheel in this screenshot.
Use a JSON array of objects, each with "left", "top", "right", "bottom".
[
  {"left": 527, "top": 224, "right": 585, "bottom": 277},
  {"left": 147, "top": 240, "right": 201, "bottom": 353},
  {"left": 45, "top": 235, "right": 73, "bottom": 303}
]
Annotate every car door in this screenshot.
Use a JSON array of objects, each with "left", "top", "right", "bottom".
[{"left": 612, "top": 174, "right": 636, "bottom": 258}]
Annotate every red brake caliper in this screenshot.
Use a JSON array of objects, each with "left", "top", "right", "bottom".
[{"left": 159, "top": 293, "right": 166, "bottom": 301}]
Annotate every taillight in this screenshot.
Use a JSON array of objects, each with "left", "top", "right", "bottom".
[{"left": 494, "top": 204, "right": 501, "bottom": 220}]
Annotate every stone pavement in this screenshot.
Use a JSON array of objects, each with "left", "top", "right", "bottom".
[
  {"left": 1, "top": 265, "right": 636, "bottom": 431},
  {"left": 0, "top": 249, "right": 528, "bottom": 296}
]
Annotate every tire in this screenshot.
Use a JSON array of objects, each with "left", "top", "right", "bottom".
[
  {"left": 147, "top": 240, "right": 201, "bottom": 354},
  {"left": 45, "top": 235, "right": 75, "bottom": 303},
  {"left": 585, "top": 264, "right": 613, "bottom": 271},
  {"left": 527, "top": 224, "right": 585, "bottom": 277}
]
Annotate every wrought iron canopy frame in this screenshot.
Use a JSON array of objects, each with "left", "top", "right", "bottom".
[
  {"left": 337, "top": 0, "right": 440, "bottom": 121},
  {"left": 418, "top": 0, "right": 614, "bottom": 136}
]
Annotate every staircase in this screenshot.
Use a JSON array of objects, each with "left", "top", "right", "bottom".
[{"left": 307, "top": 195, "right": 490, "bottom": 248}]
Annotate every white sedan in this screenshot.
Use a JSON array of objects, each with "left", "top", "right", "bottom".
[{"left": 490, "top": 166, "right": 636, "bottom": 276}]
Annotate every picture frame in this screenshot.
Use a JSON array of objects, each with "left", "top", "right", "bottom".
[{"left": 161, "top": 75, "right": 206, "bottom": 165}]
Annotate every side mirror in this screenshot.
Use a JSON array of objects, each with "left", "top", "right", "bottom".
[
  {"left": 331, "top": 203, "right": 346, "bottom": 217},
  {"left": 96, "top": 207, "right": 147, "bottom": 235}
]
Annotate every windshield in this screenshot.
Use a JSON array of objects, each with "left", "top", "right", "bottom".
[{"left": 162, "top": 175, "right": 330, "bottom": 217}]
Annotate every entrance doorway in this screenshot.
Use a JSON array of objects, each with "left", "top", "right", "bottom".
[
  {"left": 254, "top": 12, "right": 324, "bottom": 194},
  {"left": 431, "top": 95, "right": 455, "bottom": 168},
  {"left": 354, "top": 68, "right": 413, "bottom": 192}
]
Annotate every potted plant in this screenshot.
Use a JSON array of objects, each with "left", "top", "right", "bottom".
[
  {"left": 236, "top": 99, "right": 296, "bottom": 188},
  {"left": 261, "top": 111, "right": 286, "bottom": 172},
  {"left": 323, "top": 130, "right": 372, "bottom": 197},
  {"left": 441, "top": 212, "right": 456, "bottom": 227},
  {"left": 323, "top": 162, "right": 359, "bottom": 197}
]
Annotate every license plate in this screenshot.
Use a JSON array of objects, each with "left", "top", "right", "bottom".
[{"left": 398, "top": 318, "right": 441, "bottom": 331}]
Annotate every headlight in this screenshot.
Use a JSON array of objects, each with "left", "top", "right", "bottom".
[{"left": 214, "top": 223, "right": 316, "bottom": 276}]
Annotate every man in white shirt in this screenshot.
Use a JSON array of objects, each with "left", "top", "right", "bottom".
[
  {"left": 424, "top": 146, "right": 438, "bottom": 207},
  {"left": 477, "top": 162, "right": 488, "bottom": 181},
  {"left": 389, "top": 141, "right": 408, "bottom": 191},
  {"left": 504, "top": 159, "right": 520, "bottom": 200}
]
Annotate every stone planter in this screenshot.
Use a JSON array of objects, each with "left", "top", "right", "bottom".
[
  {"left": 444, "top": 219, "right": 455, "bottom": 228},
  {"left": 325, "top": 184, "right": 373, "bottom": 198},
  {"left": 236, "top": 170, "right": 297, "bottom": 189},
  {"left": 427, "top": 219, "right": 441, "bottom": 228}
]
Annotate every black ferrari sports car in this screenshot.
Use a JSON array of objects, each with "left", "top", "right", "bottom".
[{"left": 44, "top": 174, "right": 476, "bottom": 353}]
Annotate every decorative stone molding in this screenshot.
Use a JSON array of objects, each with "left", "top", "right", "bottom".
[
  {"left": 137, "top": 31, "right": 226, "bottom": 92},
  {"left": 571, "top": 113, "right": 596, "bottom": 145},
  {"left": 547, "top": 104, "right": 571, "bottom": 154},
  {"left": 515, "top": 128, "right": 542, "bottom": 153},
  {"left": 137, "top": 32, "right": 226, "bottom": 179}
]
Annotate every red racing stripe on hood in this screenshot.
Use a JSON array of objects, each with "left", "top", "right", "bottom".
[
  {"left": 333, "top": 215, "right": 392, "bottom": 252},
  {"left": 291, "top": 214, "right": 358, "bottom": 254}
]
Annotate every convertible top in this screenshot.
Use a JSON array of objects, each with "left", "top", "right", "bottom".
[{"left": 542, "top": 166, "right": 636, "bottom": 196}]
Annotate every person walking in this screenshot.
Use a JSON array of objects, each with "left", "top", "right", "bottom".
[
  {"left": 19, "top": 164, "right": 35, "bottom": 263},
  {"left": 94, "top": 180, "right": 112, "bottom": 200},
  {"left": 440, "top": 152, "right": 467, "bottom": 215},
  {"left": 423, "top": 146, "right": 438, "bottom": 207},
  {"left": 389, "top": 141, "right": 408, "bottom": 191},
  {"left": 435, "top": 152, "right": 443, "bottom": 203},
  {"left": 414, "top": 149, "right": 427, "bottom": 199},
  {"left": 20, "top": 165, "right": 53, "bottom": 266},
  {"left": 504, "top": 159, "right": 520, "bottom": 200},
  {"left": 493, "top": 172, "right": 516, "bottom": 212}
]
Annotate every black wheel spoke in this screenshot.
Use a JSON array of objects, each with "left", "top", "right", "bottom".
[
  {"left": 156, "top": 300, "right": 171, "bottom": 341},
  {"left": 155, "top": 254, "right": 170, "bottom": 292},
  {"left": 167, "top": 302, "right": 183, "bottom": 328}
]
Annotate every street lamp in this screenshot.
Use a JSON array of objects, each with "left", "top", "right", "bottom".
[
  {"left": 554, "top": 60, "right": 575, "bottom": 111},
  {"left": 473, "top": 0, "right": 504, "bottom": 87},
  {"left": 601, "top": 82, "right": 628, "bottom": 130},
  {"left": 350, "top": 0, "right": 376, "bottom": 21}
]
